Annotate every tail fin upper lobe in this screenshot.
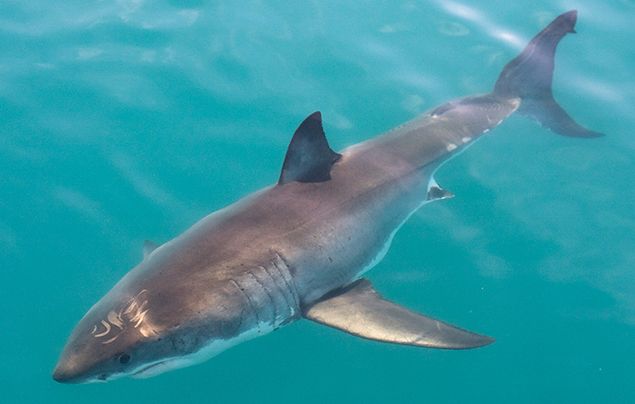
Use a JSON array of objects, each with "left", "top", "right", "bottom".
[{"left": 493, "top": 10, "right": 604, "bottom": 138}]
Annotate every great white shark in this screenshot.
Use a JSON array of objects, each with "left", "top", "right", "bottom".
[{"left": 54, "top": 10, "right": 602, "bottom": 383}]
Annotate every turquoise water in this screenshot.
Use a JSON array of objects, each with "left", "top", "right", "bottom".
[{"left": 2, "top": 0, "right": 634, "bottom": 402}]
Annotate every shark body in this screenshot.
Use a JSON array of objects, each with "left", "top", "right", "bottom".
[{"left": 53, "top": 10, "right": 602, "bottom": 383}]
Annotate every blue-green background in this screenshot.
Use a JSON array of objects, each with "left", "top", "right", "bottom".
[{"left": 2, "top": 0, "right": 634, "bottom": 402}]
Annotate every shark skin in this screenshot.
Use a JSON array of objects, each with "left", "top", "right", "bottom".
[{"left": 53, "top": 10, "right": 602, "bottom": 383}]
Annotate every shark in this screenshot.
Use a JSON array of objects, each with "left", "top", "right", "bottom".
[{"left": 53, "top": 10, "right": 602, "bottom": 383}]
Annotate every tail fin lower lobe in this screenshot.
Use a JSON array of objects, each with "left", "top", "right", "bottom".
[{"left": 493, "top": 10, "right": 604, "bottom": 138}]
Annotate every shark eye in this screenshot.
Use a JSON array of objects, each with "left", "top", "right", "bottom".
[{"left": 118, "top": 353, "right": 131, "bottom": 364}]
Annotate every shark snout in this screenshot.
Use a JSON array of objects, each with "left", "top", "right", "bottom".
[
  {"left": 52, "top": 364, "right": 78, "bottom": 384},
  {"left": 52, "top": 366, "right": 78, "bottom": 384},
  {"left": 52, "top": 356, "right": 95, "bottom": 384},
  {"left": 53, "top": 360, "right": 81, "bottom": 383}
]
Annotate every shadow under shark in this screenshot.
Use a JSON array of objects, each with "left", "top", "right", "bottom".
[{"left": 54, "top": 10, "right": 602, "bottom": 383}]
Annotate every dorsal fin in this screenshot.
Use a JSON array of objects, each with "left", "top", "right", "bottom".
[{"left": 278, "top": 112, "right": 341, "bottom": 185}]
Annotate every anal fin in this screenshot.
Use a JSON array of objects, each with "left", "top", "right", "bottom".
[{"left": 303, "top": 279, "right": 493, "bottom": 349}]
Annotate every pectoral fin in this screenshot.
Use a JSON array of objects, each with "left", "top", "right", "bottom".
[{"left": 303, "top": 279, "right": 493, "bottom": 349}]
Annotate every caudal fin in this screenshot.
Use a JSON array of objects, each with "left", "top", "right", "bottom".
[{"left": 493, "top": 10, "right": 604, "bottom": 137}]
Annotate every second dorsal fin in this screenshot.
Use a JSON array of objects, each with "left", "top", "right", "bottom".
[{"left": 278, "top": 112, "right": 341, "bottom": 185}]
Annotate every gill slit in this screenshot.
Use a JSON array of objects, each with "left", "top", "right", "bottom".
[
  {"left": 260, "top": 263, "right": 292, "bottom": 319},
  {"left": 229, "top": 278, "right": 260, "bottom": 333},
  {"left": 247, "top": 270, "right": 277, "bottom": 327},
  {"left": 273, "top": 252, "right": 300, "bottom": 311}
]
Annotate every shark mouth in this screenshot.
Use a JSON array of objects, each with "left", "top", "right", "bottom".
[
  {"left": 132, "top": 361, "right": 168, "bottom": 378},
  {"left": 131, "top": 356, "right": 194, "bottom": 379}
]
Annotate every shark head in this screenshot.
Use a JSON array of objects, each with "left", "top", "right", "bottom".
[
  {"left": 53, "top": 270, "right": 249, "bottom": 383},
  {"left": 53, "top": 288, "right": 171, "bottom": 383}
]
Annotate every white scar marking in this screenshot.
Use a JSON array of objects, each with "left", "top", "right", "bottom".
[
  {"left": 108, "top": 310, "right": 124, "bottom": 329},
  {"left": 139, "top": 328, "right": 151, "bottom": 338},
  {"left": 101, "top": 334, "right": 120, "bottom": 345},
  {"left": 133, "top": 310, "right": 149, "bottom": 328},
  {"left": 446, "top": 143, "right": 457, "bottom": 151},
  {"left": 461, "top": 137, "right": 471, "bottom": 143},
  {"left": 124, "top": 299, "right": 138, "bottom": 315},
  {"left": 94, "top": 320, "right": 111, "bottom": 337},
  {"left": 91, "top": 289, "right": 157, "bottom": 343}
]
